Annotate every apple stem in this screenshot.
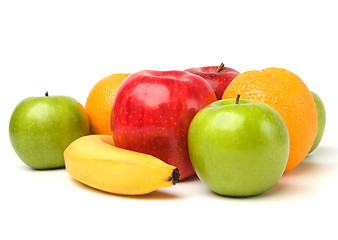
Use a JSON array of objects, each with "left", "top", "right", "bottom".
[
  {"left": 236, "top": 94, "right": 240, "bottom": 104},
  {"left": 45, "top": 91, "right": 49, "bottom": 97},
  {"left": 216, "top": 63, "right": 224, "bottom": 73}
]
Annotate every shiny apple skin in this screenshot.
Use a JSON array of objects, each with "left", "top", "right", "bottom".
[
  {"left": 111, "top": 70, "right": 217, "bottom": 180},
  {"left": 185, "top": 66, "right": 239, "bottom": 100},
  {"left": 188, "top": 99, "right": 290, "bottom": 197}
]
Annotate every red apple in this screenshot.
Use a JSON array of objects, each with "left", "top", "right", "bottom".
[
  {"left": 185, "top": 63, "right": 240, "bottom": 100},
  {"left": 111, "top": 70, "right": 217, "bottom": 180}
]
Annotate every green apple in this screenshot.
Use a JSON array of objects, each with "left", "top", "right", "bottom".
[
  {"left": 309, "top": 91, "right": 326, "bottom": 154},
  {"left": 9, "top": 92, "right": 90, "bottom": 169},
  {"left": 188, "top": 97, "right": 289, "bottom": 197}
]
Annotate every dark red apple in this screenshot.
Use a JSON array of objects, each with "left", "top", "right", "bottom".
[
  {"left": 111, "top": 70, "right": 217, "bottom": 180},
  {"left": 185, "top": 63, "right": 240, "bottom": 100}
]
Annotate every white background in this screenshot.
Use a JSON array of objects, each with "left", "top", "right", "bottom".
[{"left": 1, "top": 0, "right": 337, "bottom": 239}]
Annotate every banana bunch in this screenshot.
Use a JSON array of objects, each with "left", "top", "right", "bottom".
[{"left": 64, "top": 135, "right": 180, "bottom": 195}]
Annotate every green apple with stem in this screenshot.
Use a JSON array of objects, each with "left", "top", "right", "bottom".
[
  {"left": 9, "top": 92, "right": 90, "bottom": 169},
  {"left": 188, "top": 95, "right": 289, "bottom": 197},
  {"left": 308, "top": 91, "right": 326, "bottom": 153}
]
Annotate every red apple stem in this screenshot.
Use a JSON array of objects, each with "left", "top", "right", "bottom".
[
  {"left": 216, "top": 63, "right": 224, "bottom": 73},
  {"left": 236, "top": 94, "right": 240, "bottom": 104},
  {"left": 45, "top": 91, "right": 49, "bottom": 97}
]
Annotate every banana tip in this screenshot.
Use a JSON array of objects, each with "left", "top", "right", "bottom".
[{"left": 169, "top": 168, "right": 180, "bottom": 185}]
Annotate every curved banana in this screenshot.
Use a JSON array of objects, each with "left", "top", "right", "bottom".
[{"left": 64, "top": 135, "right": 180, "bottom": 195}]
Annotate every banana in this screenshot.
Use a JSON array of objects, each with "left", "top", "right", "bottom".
[{"left": 64, "top": 135, "right": 180, "bottom": 195}]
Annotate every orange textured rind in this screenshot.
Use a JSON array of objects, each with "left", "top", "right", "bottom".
[
  {"left": 85, "top": 73, "right": 132, "bottom": 135},
  {"left": 222, "top": 67, "right": 317, "bottom": 172}
]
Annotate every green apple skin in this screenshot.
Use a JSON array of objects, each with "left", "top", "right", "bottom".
[
  {"left": 188, "top": 99, "right": 289, "bottom": 197},
  {"left": 309, "top": 91, "right": 326, "bottom": 154},
  {"left": 9, "top": 95, "right": 90, "bottom": 169}
]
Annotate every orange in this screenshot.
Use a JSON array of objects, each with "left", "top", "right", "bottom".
[
  {"left": 85, "top": 73, "right": 132, "bottom": 135},
  {"left": 222, "top": 67, "right": 317, "bottom": 172}
]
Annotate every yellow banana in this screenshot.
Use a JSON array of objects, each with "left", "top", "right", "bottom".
[{"left": 64, "top": 134, "right": 180, "bottom": 195}]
